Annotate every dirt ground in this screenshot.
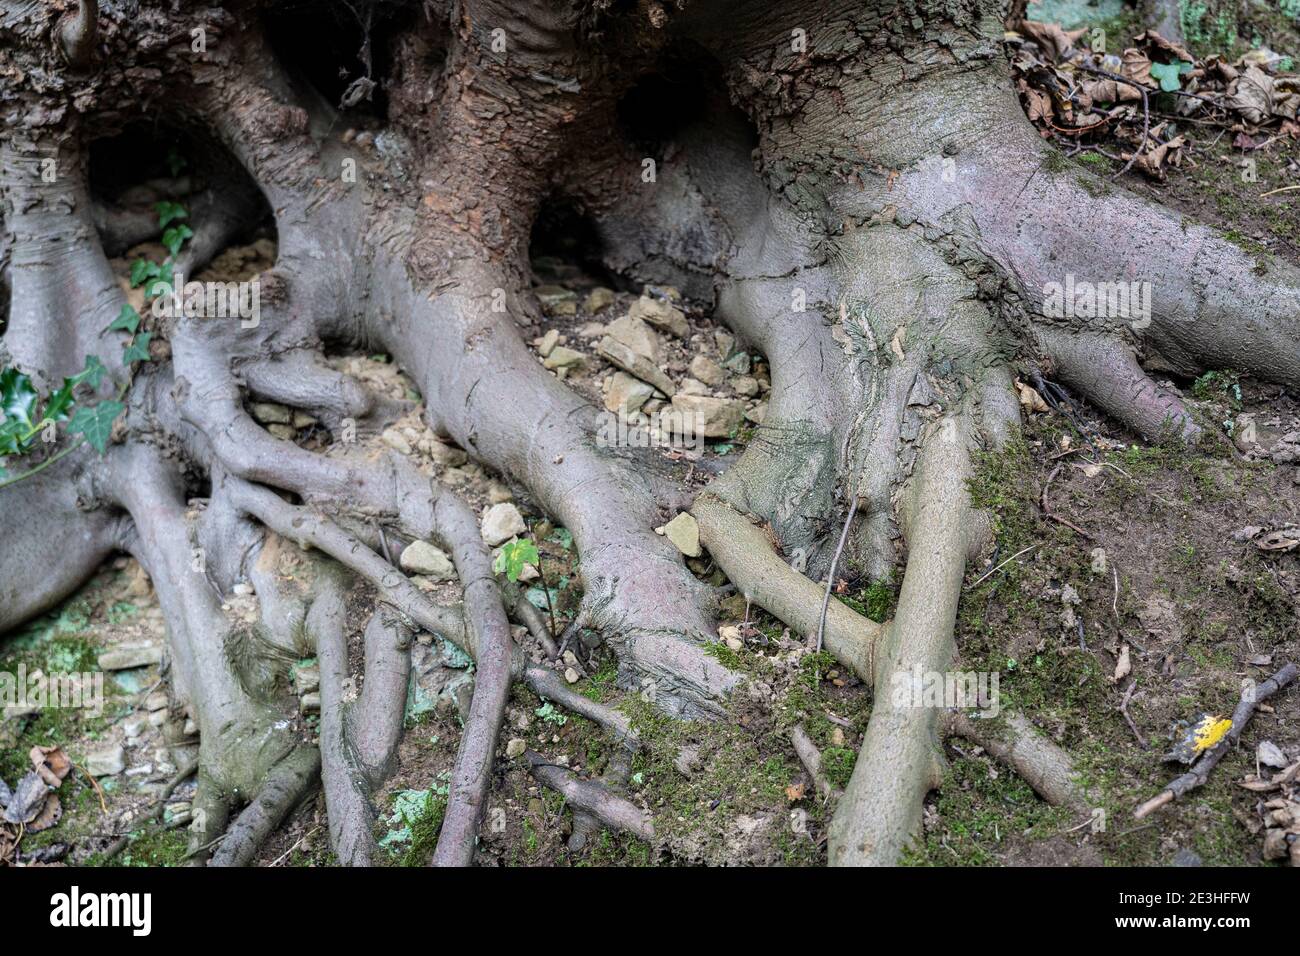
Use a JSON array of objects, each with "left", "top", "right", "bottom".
[{"left": 3, "top": 3, "right": 1299, "bottom": 868}]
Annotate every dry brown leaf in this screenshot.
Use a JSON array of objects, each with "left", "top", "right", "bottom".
[
  {"left": 1134, "top": 30, "right": 1194, "bottom": 64},
  {"left": 1113, "top": 644, "right": 1132, "bottom": 683},
  {"left": 785, "top": 781, "right": 807, "bottom": 803},
  {"left": 1015, "top": 380, "right": 1049, "bottom": 413},
  {"left": 1015, "top": 20, "right": 1087, "bottom": 63},
  {"left": 30, "top": 745, "right": 71, "bottom": 789}
]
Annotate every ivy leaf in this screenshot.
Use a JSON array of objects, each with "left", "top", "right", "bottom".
[
  {"left": 108, "top": 304, "right": 141, "bottom": 334},
  {"left": 0, "top": 419, "right": 29, "bottom": 456},
  {"left": 68, "top": 401, "right": 124, "bottom": 454},
  {"left": 0, "top": 367, "right": 39, "bottom": 431},
  {"left": 492, "top": 538, "right": 539, "bottom": 582},
  {"left": 129, "top": 259, "right": 161, "bottom": 288},
  {"left": 46, "top": 355, "right": 108, "bottom": 423},
  {"left": 155, "top": 200, "right": 188, "bottom": 229},
  {"left": 161, "top": 224, "right": 193, "bottom": 258},
  {"left": 164, "top": 147, "right": 186, "bottom": 178},
  {"left": 122, "top": 332, "right": 153, "bottom": 365},
  {"left": 1149, "top": 61, "right": 1188, "bottom": 93}
]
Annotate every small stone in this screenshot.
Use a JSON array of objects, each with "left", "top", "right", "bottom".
[
  {"left": 745, "top": 403, "right": 767, "bottom": 425},
  {"left": 830, "top": 727, "right": 846, "bottom": 746},
  {"left": 597, "top": 336, "right": 676, "bottom": 397},
  {"left": 603, "top": 372, "right": 655, "bottom": 415},
  {"left": 98, "top": 644, "right": 162, "bottom": 671},
  {"left": 267, "top": 423, "right": 296, "bottom": 441},
  {"left": 145, "top": 692, "right": 168, "bottom": 712},
  {"left": 426, "top": 441, "right": 468, "bottom": 467},
  {"left": 674, "top": 746, "right": 702, "bottom": 777},
  {"left": 542, "top": 346, "right": 585, "bottom": 370},
  {"left": 715, "top": 330, "right": 735, "bottom": 358},
  {"left": 733, "top": 375, "right": 760, "bottom": 397},
  {"left": 657, "top": 512, "right": 702, "bottom": 558},
  {"left": 147, "top": 710, "right": 167, "bottom": 728},
  {"left": 482, "top": 503, "right": 527, "bottom": 546},
  {"left": 123, "top": 718, "right": 146, "bottom": 741},
  {"left": 506, "top": 738, "right": 527, "bottom": 759},
  {"left": 536, "top": 329, "right": 560, "bottom": 357},
  {"left": 584, "top": 287, "right": 615, "bottom": 313},
  {"left": 535, "top": 284, "right": 578, "bottom": 316},
  {"left": 182, "top": 718, "right": 198, "bottom": 736},
  {"left": 577, "top": 321, "right": 607, "bottom": 338},
  {"left": 488, "top": 483, "right": 513, "bottom": 504},
  {"left": 292, "top": 411, "right": 318, "bottom": 429},
  {"left": 679, "top": 377, "right": 710, "bottom": 396},
  {"left": 249, "top": 402, "right": 291, "bottom": 425},
  {"left": 605, "top": 315, "right": 662, "bottom": 362},
  {"left": 722, "top": 351, "right": 751, "bottom": 374},
  {"left": 689, "top": 355, "right": 725, "bottom": 387},
  {"left": 670, "top": 394, "right": 746, "bottom": 439},
  {"left": 400, "top": 540, "right": 456, "bottom": 580},
  {"left": 86, "top": 745, "right": 125, "bottom": 777},
  {"left": 293, "top": 663, "right": 321, "bottom": 696},
  {"left": 299, "top": 692, "right": 321, "bottom": 714},
  {"left": 719, "top": 624, "right": 743, "bottom": 652},
  {"left": 381, "top": 428, "right": 412, "bottom": 455},
  {"left": 629, "top": 294, "right": 689, "bottom": 338},
  {"left": 564, "top": 667, "right": 581, "bottom": 684},
  {"left": 232, "top": 581, "right": 254, "bottom": 597}
]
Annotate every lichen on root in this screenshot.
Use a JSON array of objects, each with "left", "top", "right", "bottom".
[{"left": 1, "top": 0, "right": 1296, "bottom": 866}]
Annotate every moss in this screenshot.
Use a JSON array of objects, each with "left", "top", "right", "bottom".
[
  {"left": 821, "top": 747, "right": 856, "bottom": 789},
  {"left": 398, "top": 790, "right": 447, "bottom": 867},
  {"left": 904, "top": 751, "right": 1072, "bottom": 866},
  {"left": 88, "top": 827, "right": 189, "bottom": 867}
]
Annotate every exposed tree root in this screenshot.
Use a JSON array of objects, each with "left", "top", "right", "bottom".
[
  {"left": 950, "top": 712, "right": 1092, "bottom": 814},
  {"left": 524, "top": 750, "right": 655, "bottom": 844}
]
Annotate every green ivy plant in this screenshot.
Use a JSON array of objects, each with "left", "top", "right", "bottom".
[
  {"left": 0, "top": 198, "right": 192, "bottom": 489},
  {"left": 492, "top": 537, "right": 539, "bottom": 582}
]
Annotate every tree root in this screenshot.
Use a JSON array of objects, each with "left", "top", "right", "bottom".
[
  {"left": 524, "top": 750, "right": 654, "bottom": 844},
  {"left": 693, "top": 492, "right": 879, "bottom": 683},
  {"left": 950, "top": 712, "right": 1092, "bottom": 815}
]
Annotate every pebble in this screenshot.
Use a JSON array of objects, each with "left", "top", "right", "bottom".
[
  {"left": 656, "top": 512, "right": 702, "bottom": 558},
  {"left": 98, "top": 644, "right": 162, "bottom": 671},
  {"left": 481, "top": 503, "right": 527, "bottom": 546},
  {"left": 399, "top": 540, "right": 456, "bottom": 581},
  {"left": 86, "top": 744, "right": 125, "bottom": 777},
  {"left": 381, "top": 428, "right": 412, "bottom": 455},
  {"left": 506, "top": 738, "right": 527, "bottom": 759}
]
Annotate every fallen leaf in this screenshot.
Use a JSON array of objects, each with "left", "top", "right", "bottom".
[
  {"left": 1015, "top": 380, "right": 1049, "bottom": 413},
  {"left": 1113, "top": 644, "right": 1131, "bottom": 682},
  {"left": 27, "top": 792, "right": 61, "bottom": 833},
  {"left": 1, "top": 772, "right": 49, "bottom": 824},
  {"left": 30, "top": 745, "right": 71, "bottom": 788},
  {"left": 1015, "top": 20, "right": 1087, "bottom": 62},
  {"left": 1258, "top": 741, "right": 1288, "bottom": 770},
  {"left": 785, "top": 781, "right": 807, "bottom": 803},
  {"left": 1255, "top": 528, "right": 1299, "bottom": 552}
]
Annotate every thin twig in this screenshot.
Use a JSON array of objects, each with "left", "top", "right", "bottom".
[
  {"left": 965, "top": 544, "right": 1039, "bottom": 591},
  {"left": 815, "top": 496, "right": 858, "bottom": 655},
  {"left": 1112, "top": 82, "right": 1149, "bottom": 182}
]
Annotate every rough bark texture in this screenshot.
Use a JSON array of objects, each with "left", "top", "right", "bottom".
[{"left": 1, "top": 0, "right": 1296, "bottom": 866}]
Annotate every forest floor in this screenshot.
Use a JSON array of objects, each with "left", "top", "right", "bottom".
[{"left": 2, "top": 1, "right": 1299, "bottom": 867}]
